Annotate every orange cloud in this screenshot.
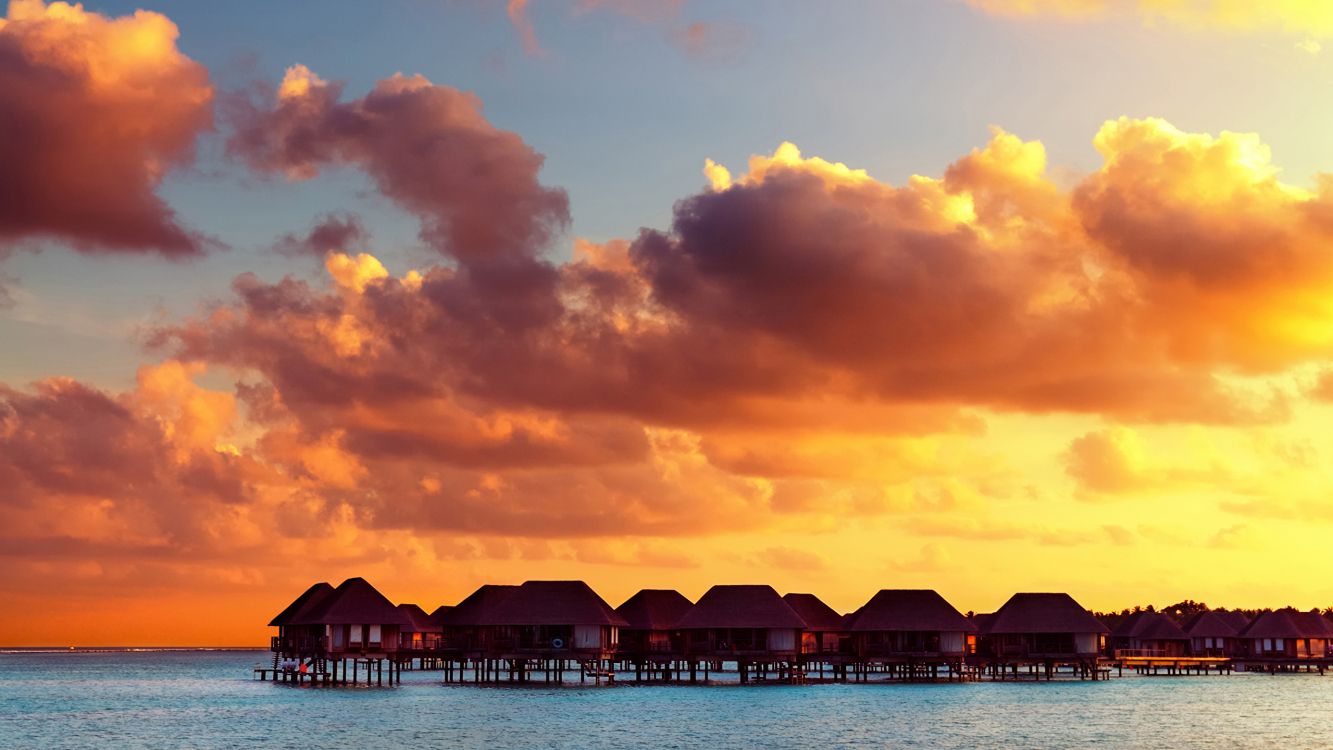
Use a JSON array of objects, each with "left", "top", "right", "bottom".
[
  {"left": 0, "top": 0, "right": 214, "bottom": 255},
  {"left": 1063, "top": 426, "right": 1150, "bottom": 493},
  {"left": 169, "top": 116, "right": 1331, "bottom": 449}
]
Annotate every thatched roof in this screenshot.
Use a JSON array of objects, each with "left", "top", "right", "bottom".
[
  {"left": 983, "top": 593, "right": 1109, "bottom": 635},
  {"left": 429, "top": 605, "right": 453, "bottom": 626},
  {"left": 398, "top": 603, "right": 441, "bottom": 633},
  {"left": 1182, "top": 610, "right": 1240, "bottom": 639},
  {"left": 1111, "top": 611, "right": 1187, "bottom": 641},
  {"left": 292, "top": 577, "right": 412, "bottom": 626},
  {"left": 847, "top": 589, "right": 975, "bottom": 633},
  {"left": 485, "top": 581, "right": 628, "bottom": 627},
  {"left": 441, "top": 584, "right": 518, "bottom": 627},
  {"left": 616, "top": 589, "right": 694, "bottom": 631},
  {"left": 782, "top": 593, "right": 845, "bottom": 632},
  {"left": 1243, "top": 610, "right": 1333, "bottom": 639},
  {"left": 269, "top": 582, "right": 334, "bottom": 627},
  {"left": 675, "top": 585, "right": 806, "bottom": 630},
  {"left": 1215, "top": 610, "right": 1251, "bottom": 631},
  {"left": 1295, "top": 611, "right": 1333, "bottom": 636}
]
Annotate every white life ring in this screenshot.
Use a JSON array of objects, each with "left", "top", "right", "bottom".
[{"left": 551, "top": 637, "right": 565, "bottom": 649}]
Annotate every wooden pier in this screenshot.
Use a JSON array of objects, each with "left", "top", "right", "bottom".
[
  {"left": 254, "top": 656, "right": 406, "bottom": 686},
  {"left": 1114, "top": 652, "right": 1233, "bottom": 676}
]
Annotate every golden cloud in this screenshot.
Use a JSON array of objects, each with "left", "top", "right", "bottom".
[{"left": 0, "top": 0, "right": 214, "bottom": 254}]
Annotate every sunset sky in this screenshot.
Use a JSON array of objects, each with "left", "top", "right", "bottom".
[{"left": 4, "top": 0, "right": 1333, "bottom": 646}]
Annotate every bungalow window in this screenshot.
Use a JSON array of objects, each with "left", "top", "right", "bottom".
[
  {"left": 350, "top": 625, "right": 363, "bottom": 645},
  {"left": 1275, "top": 638, "right": 1284, "bottom": 652},
  {"left": 369, "top": 625, "right": 382, "bottom": 645}
]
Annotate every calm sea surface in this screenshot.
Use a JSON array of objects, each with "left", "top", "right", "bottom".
[{"left": 2, "top": 650, "right": 1333, "bottom": 749}]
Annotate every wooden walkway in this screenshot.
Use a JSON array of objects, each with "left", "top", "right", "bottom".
[{"left": 1115, "top": 656, "right": 1232, "bottom": 676}]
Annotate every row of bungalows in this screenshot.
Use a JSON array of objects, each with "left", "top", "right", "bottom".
[
  {"left": 279, "top": 580, "right": 1322, "bottom": 683},
  {"left": 1105, "top": 608, "right": 1333, "bottom": 663}
]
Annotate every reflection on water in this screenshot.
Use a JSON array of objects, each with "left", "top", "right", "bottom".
[{"left": 2, "top": 650, "right": 1332, "bottom": 749}]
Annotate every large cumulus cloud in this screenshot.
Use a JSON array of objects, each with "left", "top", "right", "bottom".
[
  {"left": 228, "top": 64, "right": 569, "bottom": 268},
  {"left": 163, "top": 116, "right": 1333, "bottom": 455},
  {"left": 0, "top": 0, "right": 214, "bottom": 255}
]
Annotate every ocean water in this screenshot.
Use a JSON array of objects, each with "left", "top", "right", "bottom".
[{"left": 2, "top": 650, "right": 1332, "bottom": 749}]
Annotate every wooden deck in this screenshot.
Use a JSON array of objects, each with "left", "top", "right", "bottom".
[{"left": 1114, "top": 656, "right": 1233, "bottom": 676}]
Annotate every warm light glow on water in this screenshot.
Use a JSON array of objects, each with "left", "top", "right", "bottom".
[{"left": 3, "top": 651, "right": 1333, "bottom": 748}]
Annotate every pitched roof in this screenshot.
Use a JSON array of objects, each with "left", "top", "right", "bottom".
[
  {"left": 1296, "top": 611, "right": 1333, "bottom": 637},
  {"left": 847, "top": 589, "right": 976, "bottom": 633},
  {"left": 675, "top": 585, "right": 807, "bottom": 630},
  {"left": 616, "top": 589, "right": 694, "bottom": 631},
  {"left": 1111, "top": 611, "right": 1188, "bottom": 641},
  {"left": 292, "top": 577, "right": 412, "bottom": 626},
  {"left": 1182, "top": 610, "right": 1240, "bottom": 639},
  {"left": 1240, "top": 610, "right": 1330, "bottom": 639},
  {"left": 429, "top": 605, "right": 453, "bottom": 626},
  {"left": 398, "top": 603, "right": 441, "bottom": 633},
  {"left": 441, "top": 584, "right": 518, "bottom": 627},
  {"left": 984, "top": 593, "right": 1109, "bottom": 635},
  {"left": 782, "top": 593, "right": 845, "bottom": 632},
  {"left": 268, "top": 582, "right": 335, "bottom": 627},
  {"left": 1215, "top": 610, "right": 1251, "bottom": 631},
  {"left": 485, "top": 581, "right": 629, "bottom": 627}
]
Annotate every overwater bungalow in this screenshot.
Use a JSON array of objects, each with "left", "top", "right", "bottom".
[
  {"left": 975, "top": 593, "right": 1109, "bottom": 679},
  {"left": 847, "top": 589, "right": 974, "bottom": 659},
  {"left": 269, "top": 581, "right": 334, "bottom": 660},
  {"left": 675, "top": 585, "right": 806, "bottom": 681},
  {"left": 783, "top": 593, "right": 847, "bottom": 660},
  {"left": 397, "top": 603, "right": 442, "bottom": 651},
  {"left": 1215, "top": 609, "right": 1251, "bottom": 633},
  {"left": 1241, "top": 610, "right": 1333, "bottom": 660},
  {"left": 616, "top": 589, "right": 693, "bottom": 659},
  {"left": 482, "top": 580, "right": 627, "bottom": 660},
  {"left": 1182, "top": 610, "right": 1243, "bottom": 657},
  {"left": 1108, "top": 611, "right": 1189, "bottom": 657},
  {"left": 615, "top": 589, "right": 694, "bottom": 680},
  {"left": 429, "top": 604, "right": 453, "bottom": 627},
  {"left": 439, "top": 584, "right": 517, "bottom": 655},
  {"left": 290, "top": 577, "right": 412, "bottom": 659}
]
